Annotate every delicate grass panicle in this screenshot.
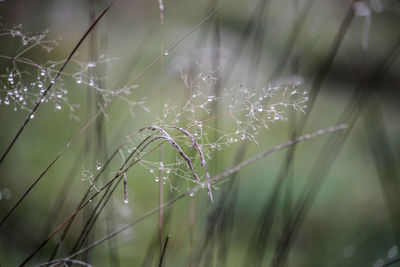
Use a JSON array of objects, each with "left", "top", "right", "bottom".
[{"left": 0, "top": 21, "right": 146, "bottom": 120}]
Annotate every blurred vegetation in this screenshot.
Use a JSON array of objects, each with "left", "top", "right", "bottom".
[{"left": 0, "top": 0, "right": 400, "bottom": 266}]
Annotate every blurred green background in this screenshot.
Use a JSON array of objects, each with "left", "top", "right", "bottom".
[{"left": 0, "top": 0, "right": 400, "bottom": 266}]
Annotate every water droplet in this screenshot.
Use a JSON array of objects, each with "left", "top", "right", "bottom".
[
  {"left": 388, "top": 246, "right": 398, "bottom": 259},
  {"left": 150, "top": 169, "right": 154, "bottom": 173},
  {"left": 166, "top": 169, "right": 170, "bottom": 174},
  {"left": 87, "top": 62, "right": 96, "bottom": 68},
  {"left": 57, "top": 92, "right": 62, "bottom": 98},
  {"left": 55, "top": 103, "right": 62, "bottom": 110},
  {"left": 50, "top": 79, "right": 55, "bottom": 84},
  {"left": 96, "top": 162, "right": 103, "bottom": 170},
  {"left": 2, "top": 188, "right": 11, "bottom": 200},
  {"left": 30, "top": 114, "right": 35, "bottom": 119},
  {"left": 258, "top": 106, "right": 263, "bottom": 112},
  {"left": 40, "top": 69, "right": 46, "bottom": 76},
  {"left": 37, "top": 81, "right": 43, "bottom": 88},
  {"left": 241, "top": 134, "right": 246, "bottom": 140},
  {"left": 189, "top": 191, "right": 194, "bottom": 197},
  {"left": 343, "top": 244, "right": 356, "bottom": 258},
  {"left": 76, "top": 77, "right": 82, "bottom": 84},
  {"left": 89, "top": 79, "right": 94, "bottom": 86},
  {"left": 354, "top": 2, "right": 371, "bottom": 16},
  {"left": 124, "top": 199, "right": 129, "bottom": 204},
  {"left": 4, "top": 98, "right": 9, "bottom": 105},
  {"left": 23, "top": 86, "right": 28, "bottom": 92},
  {"left": 22, "top": 38, "right": 28, "bottom": 45},
  {"left": 155, "top": 177, "right": 159, "bottom": 182},
  {"left": 274, "top": 114, "right": 279, "bottom": 120},
  {"left": 164, "top": 51, "right": 169, "bottom": 56}
]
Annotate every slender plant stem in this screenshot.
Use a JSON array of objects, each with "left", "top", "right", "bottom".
[
  {"left": 158, "top": 0, "right": 166, "bottom": 254},
  {"left": 35, "top": 124, "right": 347, "bottom": 267},
  {"left": 159, "top": 234, "right": 170, "bottom": 267}
]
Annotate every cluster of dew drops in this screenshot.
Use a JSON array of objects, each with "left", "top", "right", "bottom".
[
  {"left": 132, "top": 65, "right": 310, "bottom": 196},
  {"left": 0, "top": 23, "right": 124, "bottom": 119}
]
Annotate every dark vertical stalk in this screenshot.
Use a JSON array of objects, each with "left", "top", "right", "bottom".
[{"left": 158, "top": 235, "right": 170, "bottom": 267}]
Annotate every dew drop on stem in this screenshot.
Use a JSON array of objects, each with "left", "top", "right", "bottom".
[{"left": 96, "top": 162, "right": 103, "bottom": 170}]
